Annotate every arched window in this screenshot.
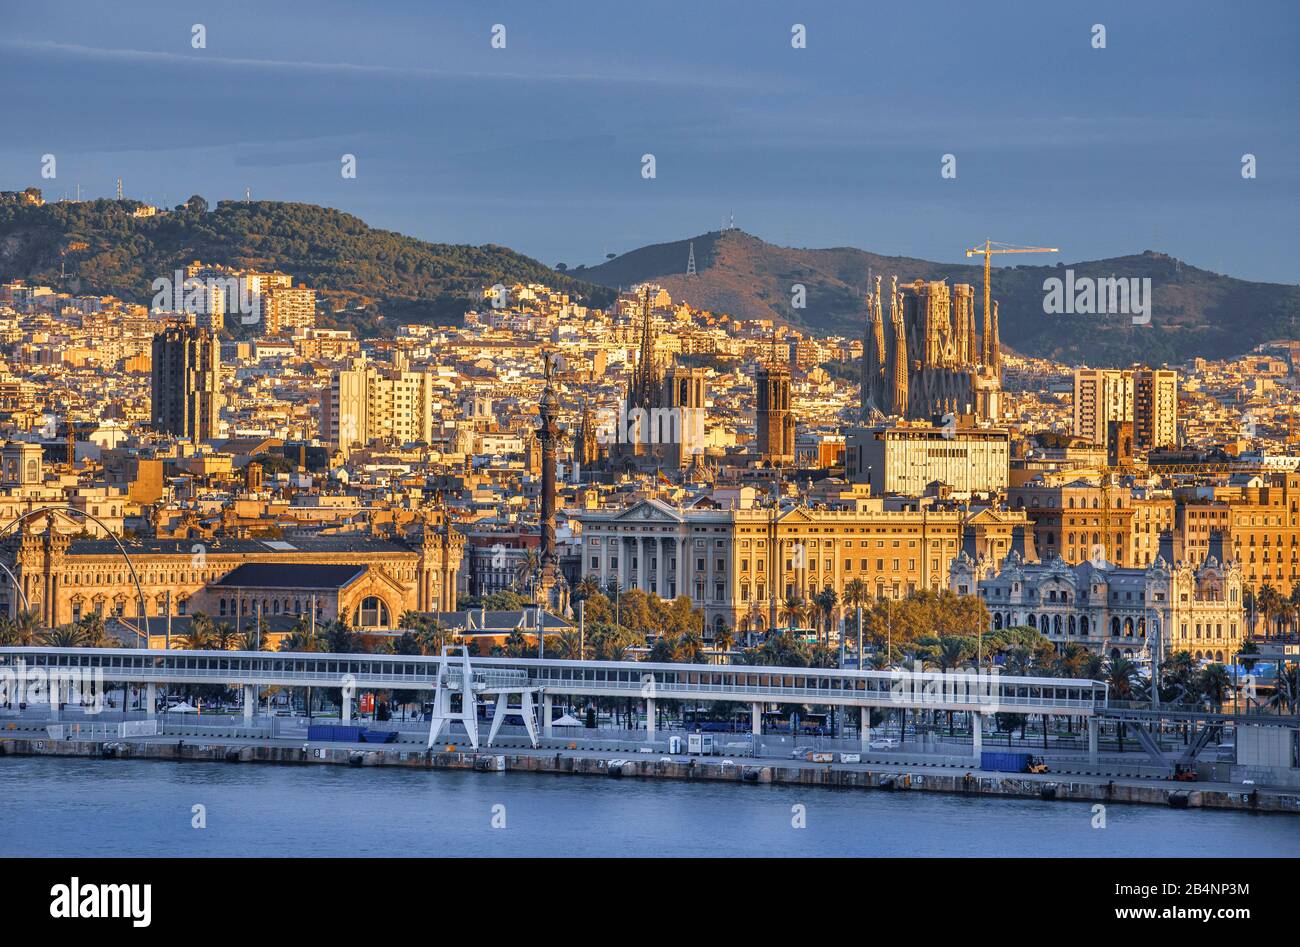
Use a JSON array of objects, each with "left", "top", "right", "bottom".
[
  {"left": 993, "top": 612, "right": 1004, "bottom": 630},
  {"left": 1080, "top": 616, "right": 1089, "bottom": 635},
  {"left": 353, "top": 596, "right": 391, "bottom": 628},
  {"left": 1053, "top": 615, "right": 1062, "bottom": 635},
  {"left": 1111, "top": 617, "right": 1121, "bottom": 637}
]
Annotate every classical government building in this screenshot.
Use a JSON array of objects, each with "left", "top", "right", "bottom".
[
  {"left": 2, "top": 511, "right": 463, "bottom": 642},
  {"left": 574, "top": 495, "right": 1034, "bottom": 638},
  {"left": 950, "top": 541, "right": 1245, "bottom": 662}
]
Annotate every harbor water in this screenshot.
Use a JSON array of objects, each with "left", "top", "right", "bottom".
[{"left": 1, "top": 756, "right": 1296, "bottom": 857}]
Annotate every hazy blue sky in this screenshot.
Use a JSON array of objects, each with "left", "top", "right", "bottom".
[{"left": 2, "top": 1, "right": 1296, "bottom": 281}]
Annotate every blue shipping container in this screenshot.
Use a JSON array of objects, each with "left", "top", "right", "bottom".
[
  {"left": 980, "top": 751, "right": 1031, "bottom": 773},
  {"left": 307, "top": 724, "right": 366, "bottom": 742}
]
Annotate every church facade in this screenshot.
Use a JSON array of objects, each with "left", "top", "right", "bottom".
[{"left": 862, "top": 276, "right": 1002, "bottom": 422}]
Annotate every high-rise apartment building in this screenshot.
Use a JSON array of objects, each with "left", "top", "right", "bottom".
[
  {"left": 1073, "top": 369, "right": 1133, "bottom": 449},
  {"left": 1134, "top": 369, "right": 1178, "bottom": 450},
  {"left": 150, "top": 324, "right": 224, "bottom": 441},
  {"left": 1074, "top": 368, "right": 1177, "bottom": 452},
  {"left": 321, "top": 357, "right": 437, "bottom": 449},
  {"left": 262, "top": 286, "right": 316, "bottom": 336}
]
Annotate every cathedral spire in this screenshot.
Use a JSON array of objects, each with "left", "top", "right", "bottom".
[
  {"left": 990, "top": 299, "right": 1001, "bottom": 377},
  {"left": 863, "top": 274, "right": 888, "bottom": 418},
  {"left": 890, "top": 275, "right": 908, "bottom": 416},
  {"left": 628, "top": 285, "right": 661, "bottom": 409}
]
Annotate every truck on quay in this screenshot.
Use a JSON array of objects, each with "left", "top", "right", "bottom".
[{"left": 980, "top": 751, "right": 1049, "bottom": 774}]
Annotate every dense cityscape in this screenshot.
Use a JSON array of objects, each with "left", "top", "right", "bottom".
[
  {"left": 0, "top": 189, "right": 1296, "bottom": 682},
  {"left": 0, "top": 4, "right": 1296, "bottom": 900}
]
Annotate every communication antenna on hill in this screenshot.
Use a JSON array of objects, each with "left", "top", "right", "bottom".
[
  {"left": 686, "top": 242, "right": 696, "bottom": 278},
  {"left": 245, "top": 187, "right": 252, "bottom": 202},
  {"left": 116, "top": 178, "right": 123, "bottom": 201}
]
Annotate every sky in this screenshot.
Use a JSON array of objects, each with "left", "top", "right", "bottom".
[{"left": 1, "top": 0, "right": 1296, "bottom": 282}]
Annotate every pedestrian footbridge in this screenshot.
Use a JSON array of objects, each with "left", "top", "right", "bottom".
[{"left": 0, "top": 646, "right": 1108, "bottom": 756}]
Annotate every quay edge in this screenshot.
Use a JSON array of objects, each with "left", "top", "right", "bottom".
[{"left": 3, "top": 737, "right": 1299, "bottom": 815}]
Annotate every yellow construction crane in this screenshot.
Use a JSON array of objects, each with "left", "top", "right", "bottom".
[{"left": 964, "top": 240, "right": 1059, "bottom": 362}]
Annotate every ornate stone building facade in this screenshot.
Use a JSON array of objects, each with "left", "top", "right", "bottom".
[
  {"left": 575, "top": 498, "right": 1034, "bottom": 639},
  {"left": 950, "top": 547, "right": 1245, "bottom": 662},
  {"left": 3, "top": 511, "right": 463, "bottom": 641}
]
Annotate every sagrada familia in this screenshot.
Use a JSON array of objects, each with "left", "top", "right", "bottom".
[{"left": 861, "top": 275, "right": 1003, "bottom": 422}]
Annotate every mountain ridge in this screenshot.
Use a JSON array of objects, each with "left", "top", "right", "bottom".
[{"left": 575, "top": 229, "right": 1299, "bottom": 365}]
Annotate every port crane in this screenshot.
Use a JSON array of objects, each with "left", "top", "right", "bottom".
[{"left": 964, "top": 240, "right": 1059, "bottom": 365}]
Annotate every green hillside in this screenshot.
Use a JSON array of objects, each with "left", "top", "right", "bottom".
[{"left": 0, "top": 193, "right": 614, "bottom": 336}]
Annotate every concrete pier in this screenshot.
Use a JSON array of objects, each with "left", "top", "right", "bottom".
[{"left": 4, "top": 736, "right": 1295, "bottom": 814}]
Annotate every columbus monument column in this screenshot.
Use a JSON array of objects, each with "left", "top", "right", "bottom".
[{"left": 536, "top": 354, "right": 566, "bottom": 612}]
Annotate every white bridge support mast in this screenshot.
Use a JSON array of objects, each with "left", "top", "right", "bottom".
[
  {"left": 486, "top": 689, "right": 541, "bottom": 748},
  {"left": 427, "top": 647, "right": 480, "bottom": 750}
]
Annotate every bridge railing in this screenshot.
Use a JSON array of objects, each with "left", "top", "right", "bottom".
[{"left": 0, "top": 647, "right": 1107, "bottom": 713}]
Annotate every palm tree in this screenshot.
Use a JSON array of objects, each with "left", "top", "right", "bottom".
[
  {"left": 780, "top": 595, "right": 805, "bottom": 633},
  {"left": 40, "top": 624, "right": 87, "bottom": 647},
  {"left": 1105, "top": 656, "right": 1141, "bottom": 752},
  {"left": 76, "top": 613, "right": 111, "bottom": 648},
  {"left": 814, "top": 586, "right": 838, "bottom": 649},
  {"left": 555, "top": 629, "right": 585, "bottom": 659},
  {"left": 236, "top": 629, "right": 269, "bottom": 652},
  {"left": 321, "top": 620, "right": 359, "bottom": 654},
  {"left": 512, "top": 549, "right": 541, "bottom": 601},
  {"left": 398, "top": 610, "right": 427, "bottom": 633},
  {"left": 278, "top": 627, "right": 320, "bottom": 652},
  {"left": 213, "top": 621, "right": 239, "bottom": 651},
  {"left": 679, "top": 629, "right": 706, "bottom": 664},
  {"left": 935, "top": 636, "right": 970, "bottom": 671},
  {"left": 713, "top": 626, "right": 736, "bottom": 664},
  {"left": 573, "top": 576, "right": 601, "bottom": 603},
  {"left": 179, "top": 619, "right": 215, "bottom": 651},
  {"left": 1257, "top": 584, "right": 1283, "bottom": 638},
  {"left": 1053, "top": 642, "right": 1091, "bottom": 679},
  {"left": 13, "top": 608, "right": 43, "bottom": 646},
  {"left": 843, "top": 578, "right": 869, "bottom": 667},
  {"left": 1199, "top": 664, "right": 1231, "bottom": 712},
  {"left": 417, "top": 619, "right": 452, "bottom": 656},
  {"left": 808, "top": 642, "right": 836, "bottom": 669}
]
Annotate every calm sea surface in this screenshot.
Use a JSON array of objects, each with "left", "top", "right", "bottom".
[{"left": 1, "top": 756, "right": 1296, "bottom": 857}]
